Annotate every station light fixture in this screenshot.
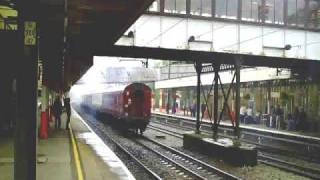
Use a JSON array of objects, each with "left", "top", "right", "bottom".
[
  {"left": 187, "top": 35, "right": 212, "bottom": 51},
  {"left": 263, "top": 44, "right": 292, "bottom": 51},
  {"left": 117, "top": 30, "right": 135, "bottom": 46}
]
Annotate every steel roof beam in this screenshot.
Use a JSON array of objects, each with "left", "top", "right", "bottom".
[{"left": 96, "top": 45, "right": 320, "bottom": 69}]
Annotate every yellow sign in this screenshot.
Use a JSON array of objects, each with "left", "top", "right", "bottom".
[{"left": 24, "top": 21, "right": 36, "bottom": 45}]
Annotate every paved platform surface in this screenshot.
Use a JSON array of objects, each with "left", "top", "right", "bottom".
[
  {"left": 36, "top": 128, "right": 75, "bottom": 180},
  {"left": 0, "top": 137, "right": 13, "bottom": 180},
  {"left": 0, "top": 112, "right": 75, "bottom": 180},
  {"left": 71, "top": 109, "right": 135, "bottom": 180},
  {"left": 0, "top": 109, "right": 135, "bottom": 180}
]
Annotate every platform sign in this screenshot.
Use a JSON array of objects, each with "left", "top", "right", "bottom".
[{"left": 24, "top": 21, "right": 36, "bottom": 45}]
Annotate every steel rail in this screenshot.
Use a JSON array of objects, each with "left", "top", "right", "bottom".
[
  {"left": 152, "top": 113, "right": 320, "bottom": 147},
  {"left": 131, "top": 138, "right": 208, "bottom": 180},
  {"left": 138, "top": 136, "right": 240, "bottom": 180},
  {"left": 258, "top": 153, "right": 320, "bottom": 180},
  {"left": 85, "top": 117, "right": 162, "bottom": 180},
  {"left": 148, "top": 124, "right": 183, "bottom": 138},
  {"left": 149, "top": 119, "right": 320, "bottom": 180},
  {"left": 151, "top": 113, "right": 320, "bottom": 164}
]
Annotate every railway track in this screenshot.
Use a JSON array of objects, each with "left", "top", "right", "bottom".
[
  {"left": 151, "top": 113, "right": 320, "bottom": 160},
  {"left": 148, "top": 121, "right": 320, "bottom": 179},
  {"left": 80, "top": 110, "right": 239, "bottom": 179},
  {"left": 133, "top": 136, "right": 239, "bottom": 180},
  {"left": 78, "top": 112, "right": 161, "bottom": 180}
]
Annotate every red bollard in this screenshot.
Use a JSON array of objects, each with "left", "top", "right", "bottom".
[{"left": 40, "top": 111, "right": 48, "bottom": 139}]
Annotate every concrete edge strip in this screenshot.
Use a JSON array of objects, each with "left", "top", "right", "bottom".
[
  {"left": 71, "top": 108, "right": 136, "bottom": 180},
  {"left": 69, "top": 123, "right": 84, "bottom": 180}
]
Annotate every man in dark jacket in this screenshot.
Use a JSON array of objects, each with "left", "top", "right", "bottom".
[
  {"left": 201, "top": 103, "right": 206, "bottom": 120},
  {"left": 64, "top": 97, "right": 71, "bottom": 130},
  {"left": 53, "top": 96, "right": 62, "bottom": 129}
]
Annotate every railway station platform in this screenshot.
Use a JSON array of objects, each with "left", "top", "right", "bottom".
[
  {"left": 0, "top": 121, "right": 75, "bottom": 180},
  {"left": 152, "top": 109, "right": 320, "bottom": 160},
  {"left": 152, "top": 108, "right": 320, "bottom": 139},
  {"left": 70, "top": 108, "right": 135, "bottom": 180},
  {"left": 0, "top": 109, "right": 134, "bottom": 180}
]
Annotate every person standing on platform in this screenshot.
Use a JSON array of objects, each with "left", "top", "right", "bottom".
[
  {"left": 201, "top": 103, "right": 206, "bottom": 120},
  {"left": 53, "top": 96, "right": 62, "bottom": 129},
  {"left": 166, "top": 103, "right": 170, "bottom": 114},
  {"left": 240, "top": 106, "right": 247, "bottom": 124},
  {"left": 172, "top": 102, "right": 176, "bottom": 114},
  {"left": 293, "top": 106, "right": 300, "bottom": 128},
  {"left": 64, "top": 97, "right": 71, "bottom": 130},
  {"left": 275, "top": 104, "right": 282, "bottom": 129},
  {"left": 191, "top": 102, "right": 196, "bottom": 117}
]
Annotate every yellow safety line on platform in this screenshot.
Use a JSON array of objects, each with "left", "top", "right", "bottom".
[{"left": 69, "top": 124, "right": 84, "bottom": 180}]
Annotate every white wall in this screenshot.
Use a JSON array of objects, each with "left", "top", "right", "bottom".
[{"left": 119, "top": 14, "right": 320, "bottom": 60}]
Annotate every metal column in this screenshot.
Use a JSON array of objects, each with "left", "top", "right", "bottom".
[
  {"left": 234, "top": 59, "right": 241, "bottom": 138},
  {"left": 213, "top": 63, "right": 220, "bottom": 139},
  {"left": 15, "top": 1, "right": 38, "bottom": 179},
  {"left": 195, "top": 62, "right": 202, "bottom": 134}
]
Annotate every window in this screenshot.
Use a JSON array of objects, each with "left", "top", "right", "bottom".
[
  {"left": 264, "top": 0, "right": 284, "bottom": 24},
  {"left": 274, "top": 0, "right": 284, "bottom": 24},
  {"left": 165, "top": 0, "right": 175, "bottom": 13},
  {"left": 202, "top": 0, "right": 212, "bottom": 16},
  {"left": 216, "top": 0, "right": 238, "bottom": 19},
  {"left": 242, "top": 0, "right": 251, "bottom": 20},
  {"left": 148, "top": 0, "right": 160, "bottom": 12},
  {"left": 307, "top": 0, "right": 320, "bottom": 29},
  {"left": 296, "top": 0, "right": 306, "bottom": 27},
  {"left": 164, "top": 0, "right": 186, "bottom": 14},
  {"left": 265, "top": 0, "right": 275, "bottom": 23},
  {"left": 190, "top": 0, "right": 212, "bottom": 16},
  {"left": 191, "top": 0, "right": 201, "bottom": 15},
  {"left": 252, "top": 0, "right": 262, "bottom": 21},
  {"left": 216, "top": 0, "right": 227, "bottom": 18},
  {"left": 176, "top": 0, "right": 187, "bottom": 14},
  {"left": 287, "top": 0, "right": 305, "bottom": 27},
  {"left": 242, "top": 0, "right": 262, "bottom": 22},
  {"left": 227, "top": 0, "right": 238, "bottom": 19}
]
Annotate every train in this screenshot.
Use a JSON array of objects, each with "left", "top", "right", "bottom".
[
  {"left": 81, "top": 82, "right": 152, "bottom": 134},
  {"left": 76, "top": 65, "right": 157, "bottom": 134}
]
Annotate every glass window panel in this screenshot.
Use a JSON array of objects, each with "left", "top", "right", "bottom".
[
  {"left": 242, "top": 0, "right": 262, "bottom": 21},
  {"left": 149, "top": 0, "right": 160, "bottom": 12},
  {"left": 308, "top": 0, "right": 320, "bottom": 29},
  {"left": 274, "top": 0, "right": 284, "bottom": 24},
  {"left": 242, "top": 0, "right": 252, "bottom": 21},
  {"left": 165, "top": 0, "right": 175, "bottom": 13},
  {"left": 287, "top": 0, "right": 297, "bottom": 25},
  {"left": 252, "top": 0, "right": 262, "bottom": 22},
  {"left": 227, "top": 0, "right": 238, "bottom": 19},
  {"left": 176, "top": 0, "right": 187, "bottom": 14},
  {"left": 265, "top": 0, "right": 275, "bottom": 23},
  {"left": 296, "top": 0, "right": 305, "bottom": 27},
  {"left": 191, "top": 0, "right": 201, "bottom": 15},
  {"left": 216, "top": 0, "right": 227, "bottom": 18},
  {"left": 202, "top": 0, "right": 212, "bottom": 17}
]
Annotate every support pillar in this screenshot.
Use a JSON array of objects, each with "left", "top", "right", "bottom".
[
  {"left": 195, "top": 62, "right": 202, "bottom": 134},
  {"left": 267, "top": 81, "right": 271, "bottom": 115},
  {"left": 234, "top": 59, "right": 241, "bottom": 138},
  {"left": 15, "top": 0, "right": 38, "bottom": 179},
  {"left": 41, "top": 86, "right": 49, "bottom": 112},
  {"left": 213, "top": 63, "right": 220, "bottom": 139}
]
